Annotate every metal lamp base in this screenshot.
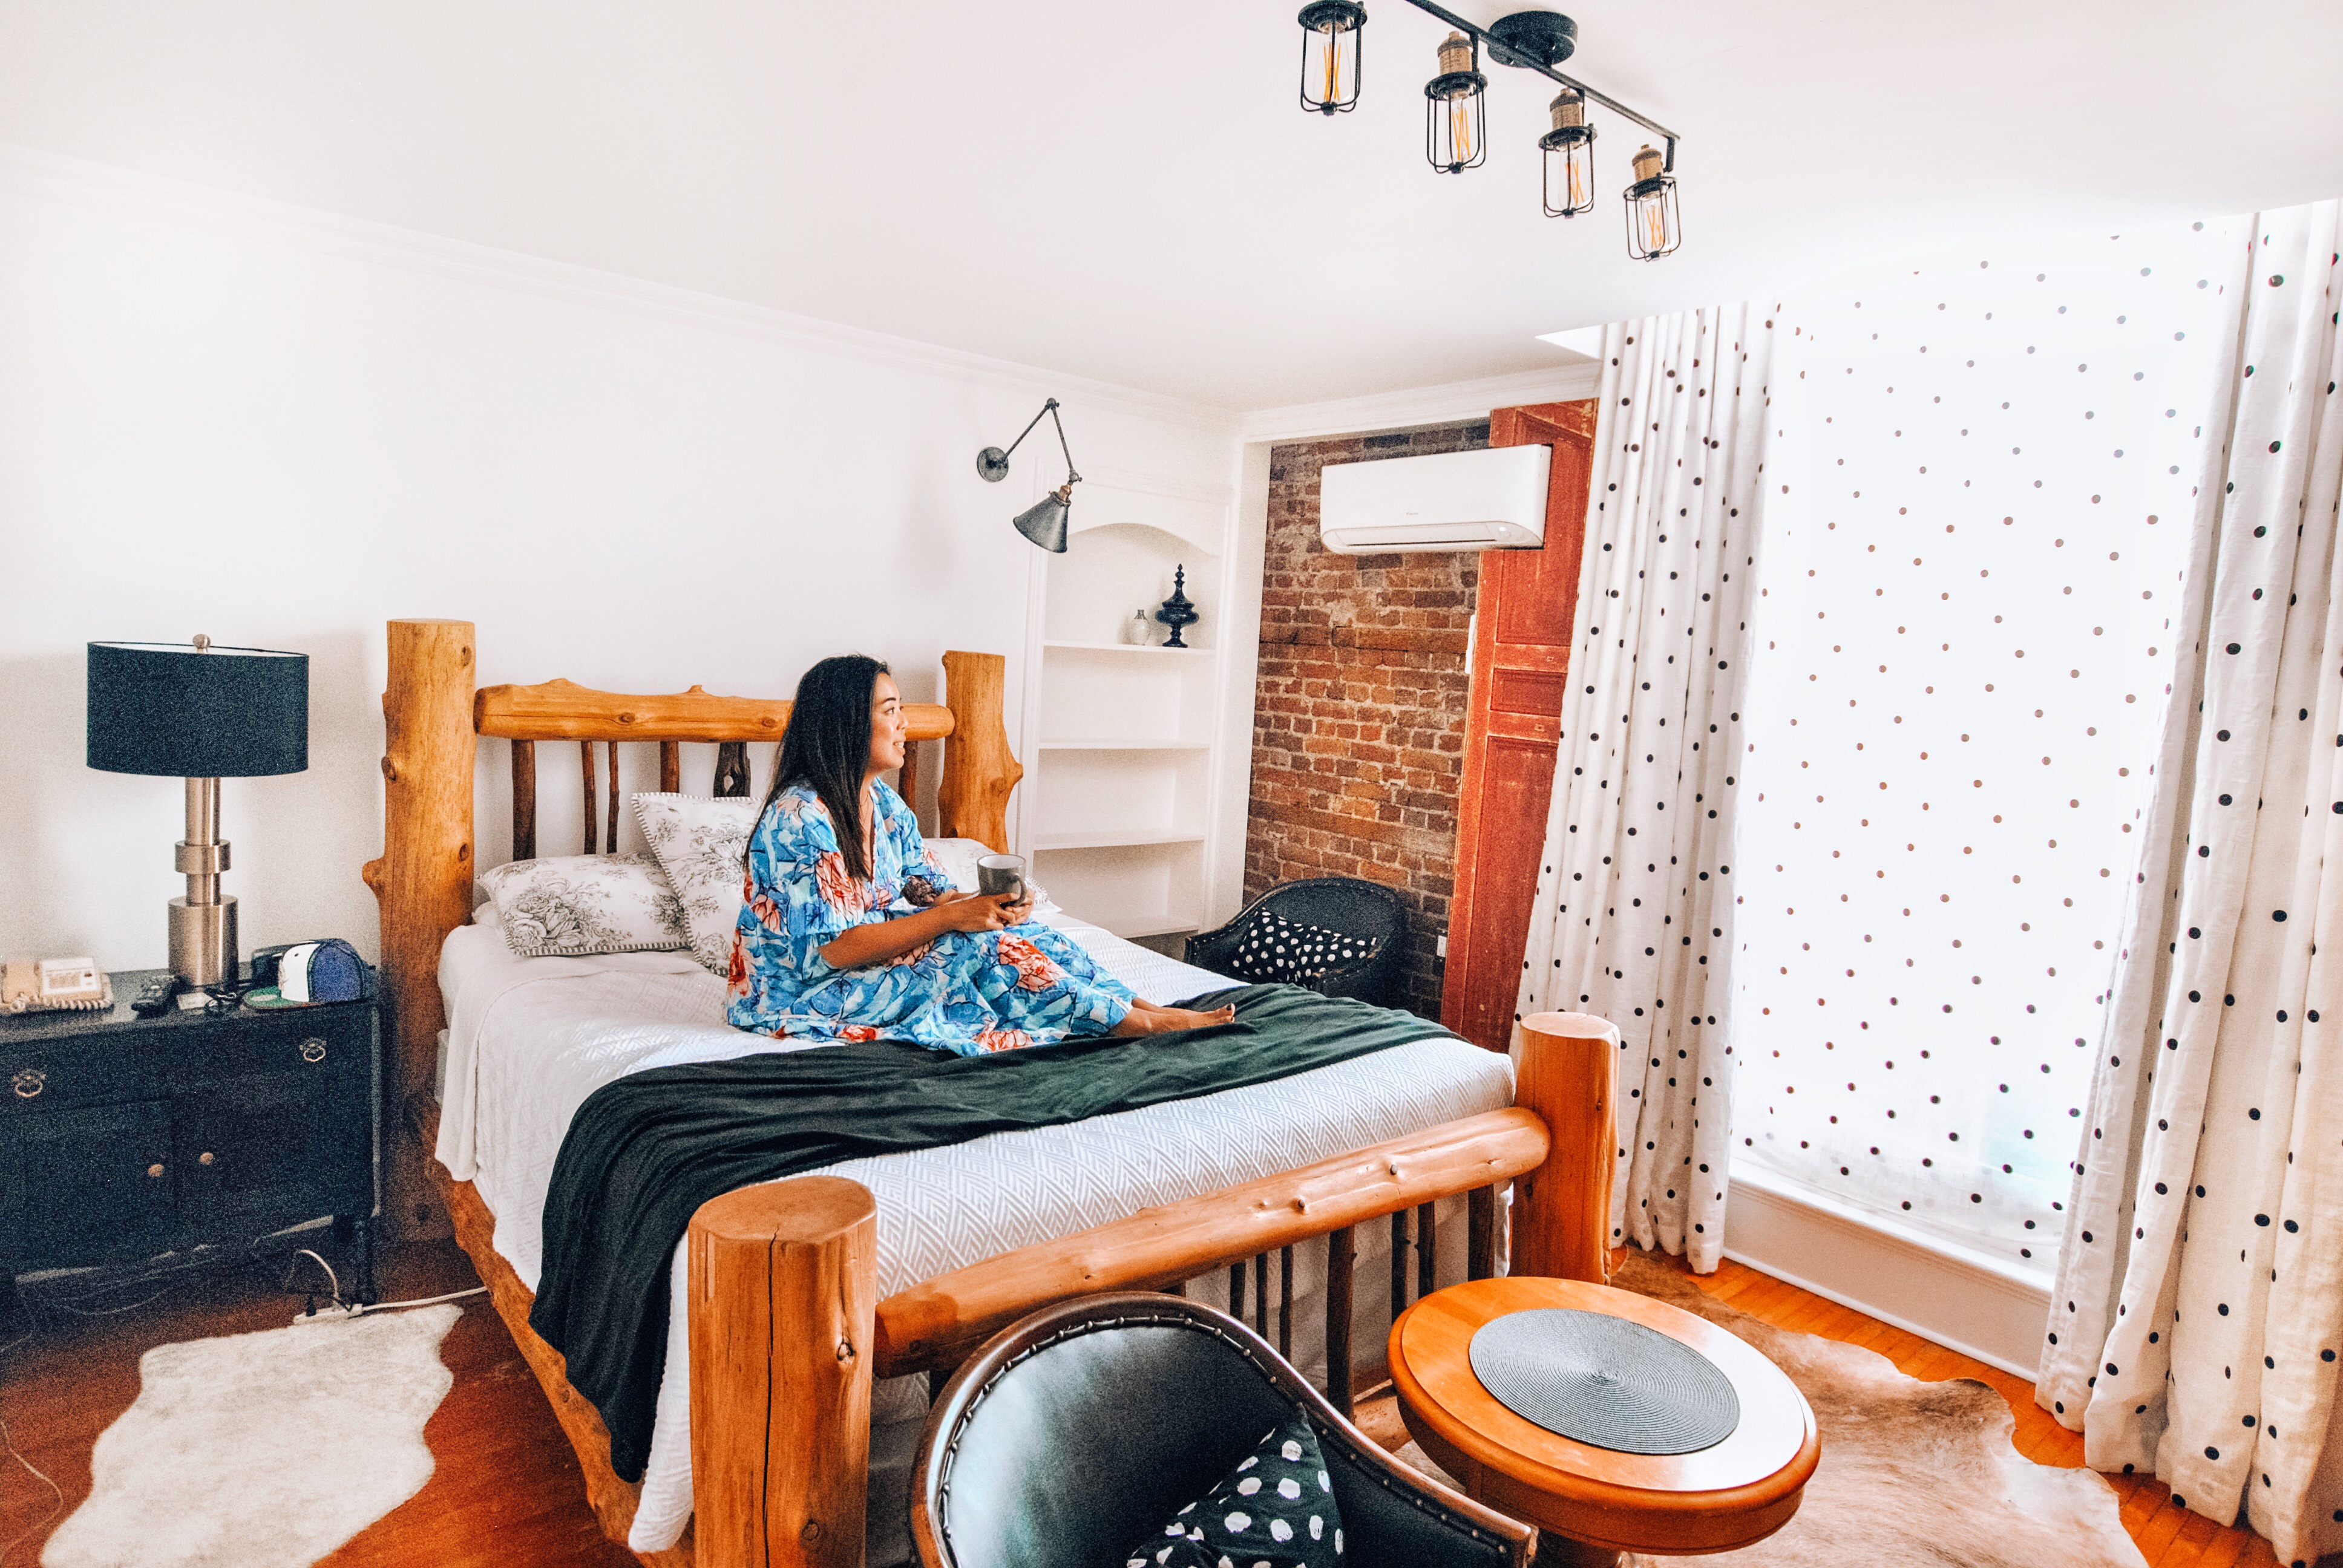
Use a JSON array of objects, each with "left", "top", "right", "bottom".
[
  {"left": 169, "top": 893, "right": 238, "bottom": 988},
  {"left": 171, "top": 775, "right": 238, "bottom": 988}
]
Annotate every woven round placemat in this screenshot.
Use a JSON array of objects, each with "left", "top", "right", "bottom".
[{"left": 1467, "top": 1307, "right": 1740, "bottom": 1455}]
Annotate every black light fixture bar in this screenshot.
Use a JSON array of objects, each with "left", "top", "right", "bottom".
[{"left": 1394, "top": 0, "right": 1680, "bottom": 172}]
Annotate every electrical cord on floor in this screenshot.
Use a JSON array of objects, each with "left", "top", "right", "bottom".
[
  {"left": 268, "top": 1240, "right": 490, "bottom": 1322},
  {"left": 364, "top": 1286, "right": 487, "bottom": 1312},
  {"left": 283, "top": 1247, "right": 343, "bottom": 1316},
  {"left": 0, "top": 1235, "right": 378, "bottom": 1557},
  {"left": 0, "top": 1320, "right": 64, "bottom": 1568},
  {"left": 293, "top": 1283, "right": 487, "bottom": 1324}
]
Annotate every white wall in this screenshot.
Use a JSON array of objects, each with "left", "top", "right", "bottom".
[{"left": 0, "top": 151, "right": 1237, "bottom": 971}]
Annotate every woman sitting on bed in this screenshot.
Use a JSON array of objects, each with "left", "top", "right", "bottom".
[{"left": 726, "top": 655, "right": 1236, "bottom": 1053}]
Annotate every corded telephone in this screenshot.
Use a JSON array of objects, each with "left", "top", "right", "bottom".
[{"left": 2, "top": 956, "right": 114, "bottom": 1014}]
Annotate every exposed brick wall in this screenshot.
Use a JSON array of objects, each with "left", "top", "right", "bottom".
[{"left": 1245, "top": 420, "right": 1489, "bottom": 1019}]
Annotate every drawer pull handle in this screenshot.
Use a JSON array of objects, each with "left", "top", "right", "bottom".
[
  {"left": 10, "top": 1068, "right": 42, "bottom": 1099},
  {"left": 299, "top": 1039, "right": 328, "bottom": 1064},
  {"left": 148, "top": 1163, "right": 165, "bottom": 1179},
  {"left": 199, "top": 1151, "right": 216, "bottom": 1166}
]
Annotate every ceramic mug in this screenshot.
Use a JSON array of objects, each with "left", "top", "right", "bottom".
[{"left": 976, "top": 853, "right": 1026, "bottom": 902}]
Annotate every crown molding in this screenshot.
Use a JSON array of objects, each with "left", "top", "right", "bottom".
[
  {"left": 0, "top": 143, "right": 1241, "bottom": 437},
  {"left": 1238, "top": 361, "right": 1605, "bottom": 444}
]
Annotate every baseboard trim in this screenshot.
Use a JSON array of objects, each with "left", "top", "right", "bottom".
[{"left": 1724, "top": 1168, "right": 2051, "bottom": 1381}]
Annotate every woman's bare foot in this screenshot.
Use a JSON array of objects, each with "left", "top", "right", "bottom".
[{"left": 1109, "top": 998, "right": 1238, "bottom": 1036}]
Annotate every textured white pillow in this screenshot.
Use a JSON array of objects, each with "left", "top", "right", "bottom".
[
  {"left": 924, "top": 837, "right": 1058, "bottom": 914},
  {"left": 475, "top": 852, "right": 687, "bottom": 959},
  {"left": 920, "top": 837, "right": 988, "bottom": 894},
  {"left": 632, "top": 793, "right": 761, "bottom": 974}
]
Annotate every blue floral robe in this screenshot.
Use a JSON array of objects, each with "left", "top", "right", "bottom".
[{"left": 724, "top": 782, "right": 1135, "bottom": 1054}]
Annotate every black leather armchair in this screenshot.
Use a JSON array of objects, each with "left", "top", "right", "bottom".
[
  {"left": 1185, "top": 877, "right": 1411, "bottom": 1008},
  {"left": 911, "top": 1292, "right": 1532, "bottom": 1568}
]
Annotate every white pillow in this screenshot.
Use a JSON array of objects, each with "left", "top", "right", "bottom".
[
  {"left": 474, "top": 852, "right": 687, "bottom": 959},
  {"left": 924, "top": 837, "right": 1058, "bottom": 914},
  {"left": 632, "top": 793, "right": 761, "bottom": 975}
]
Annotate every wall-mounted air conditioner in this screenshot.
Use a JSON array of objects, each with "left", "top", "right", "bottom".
[{"left": 1318, "top": 444, "right": 1552, "bottom": 554}]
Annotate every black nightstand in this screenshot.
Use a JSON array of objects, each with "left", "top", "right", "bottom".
[{"left": 0, "top": 967, "right": 378, "bottom": 1302}]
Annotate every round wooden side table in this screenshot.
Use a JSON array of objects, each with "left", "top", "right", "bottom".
[{"left": 1389, "top": 1275, "right": 1818, "bottom": 1566}]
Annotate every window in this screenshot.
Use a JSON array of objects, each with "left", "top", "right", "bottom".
[{"left": 1731, "top": 220, "right": 2229, "bottom": 1269}]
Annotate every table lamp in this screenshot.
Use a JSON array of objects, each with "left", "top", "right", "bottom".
[{"left": 87, "top": 636, "right": 309, "bottom": 991}]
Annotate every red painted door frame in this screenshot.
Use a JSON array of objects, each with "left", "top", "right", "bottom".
[{"left": 1440, "top": 400, "right": 1597, "bottom": 1051}]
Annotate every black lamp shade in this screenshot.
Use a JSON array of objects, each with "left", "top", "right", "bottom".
[{"left": 87, "top": 641, "right": 309, "bottom": 777}]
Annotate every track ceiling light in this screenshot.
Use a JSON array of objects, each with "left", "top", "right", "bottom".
[{"left": 1292, "top": 4, "right": 1683, "bottom": 260}]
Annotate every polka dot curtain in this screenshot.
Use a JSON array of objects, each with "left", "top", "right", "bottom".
[
  {"left": 1512, "top": 303, "right": 1776, "bottom": 1273},
  {"left": 2039, "top": 201, "right": 2343, "bottom": 1566},
  {"left": 1731, "top": 220, "right": 2233, "bottom": 1272}
]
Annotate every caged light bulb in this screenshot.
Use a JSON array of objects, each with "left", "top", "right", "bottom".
[
  {"left": 1423, "top": 30, "right": 1486, "bottom": 174},
  {"left": 1622, "top": 143, "right": 1681, "bottom": 260},
  {"left": 1540, "top": 88, "right": 1595, "bottom": 218},
  {"left": 1297, "top": 1, "right": 1366, "bottom": 116}
]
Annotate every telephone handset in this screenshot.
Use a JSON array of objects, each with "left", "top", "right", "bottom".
[{"left": 2, "top": 956, "right": 114, "bottom": 1014}]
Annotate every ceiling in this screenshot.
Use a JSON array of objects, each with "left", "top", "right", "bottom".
[{"left": 1, "top": 1, "right": 2336, "bottom": 412}]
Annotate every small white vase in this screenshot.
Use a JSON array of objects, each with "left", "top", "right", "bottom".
[{"left": 1121, "top": 610, "right": 1153, "bottom": 646}]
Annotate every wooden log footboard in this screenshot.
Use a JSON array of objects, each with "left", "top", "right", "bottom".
[
  {"left": 870, "top": 1105, "right": 1548, "bottom": 1377},
  {"left": 370, "top": 619, "right": 1619, "bottom": 1568}
]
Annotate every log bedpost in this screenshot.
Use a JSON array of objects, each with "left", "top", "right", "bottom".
[
  {"left": 937, "top": 650, "right": 1020, "bottom": 852},
  {"left": 361, "top": 617, "right": 476, "bottom": 1243},
  {"left": 690, "top": 1175, "right": 879, "bottom": 1568},
  {"left": 896, "top": 742, "right": 922, "bottom": 829},
  {"left": 1510, "top": 1011, "right": 1619, "bottom": 1284}
]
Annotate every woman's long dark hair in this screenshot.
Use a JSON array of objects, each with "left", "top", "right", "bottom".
[{"left": 756, "top": 655, "right": 890, "bottom": 882}]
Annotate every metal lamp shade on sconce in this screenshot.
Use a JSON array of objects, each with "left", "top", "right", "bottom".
[
  {"left": 87, "top": 637, "right": 309, "bottom": 990},
  {"left": 978, "top": 397, "right": 1082, "bottom": 554},
  {"left": 1014, "top": 488, "right": 1073, "bottom": 554}
]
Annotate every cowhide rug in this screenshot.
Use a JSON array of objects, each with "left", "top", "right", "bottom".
[
  {"left": 41, "top": 1304, "right": 460, "bottom": 1568},
  {"left": 1398, "top": 1253, "right": 2147, "bottom": 1568}
]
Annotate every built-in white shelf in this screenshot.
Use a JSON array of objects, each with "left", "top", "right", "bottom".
[
  {"left": 1026, "top": 509, "right": 1231, "bottom": 941},
  {"left": 1034, "top": 828, "right": 1209, "bottom": 852},
  {"left": 1044, "top": 639, "right": 1217, "bottom": 658}
]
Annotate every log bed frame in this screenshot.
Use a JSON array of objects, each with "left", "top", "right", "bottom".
[{"left": 361, "top": 618, "right": 1617, "bottom": 1568}]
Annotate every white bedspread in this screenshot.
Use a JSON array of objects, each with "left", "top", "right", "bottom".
[{"left": 433, "top": 912, "right": 1513, "bottom": 1554}]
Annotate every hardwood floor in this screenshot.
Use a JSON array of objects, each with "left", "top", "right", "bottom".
[
  {"left": 0, "top": 1239, "right": 2313, "bottom": 1567},
  {"left": 1621, "top": 1249, "right": 2299, "bottom": 1568},
  {"left": 0, "top": 1238, "right": 634, "bottom": 1568}
]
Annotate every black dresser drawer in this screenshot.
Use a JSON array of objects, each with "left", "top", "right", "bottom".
[
  {"left": 1, "top": 1034, "right": 168, "bottom": 1117},
  {"left": 171, "top": 1006, "right": 370, "bottom": 1086}
]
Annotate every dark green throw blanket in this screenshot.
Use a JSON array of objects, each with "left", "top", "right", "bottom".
[{"left": 529, "top": 983, "right": 1463, "bottom": 1480}]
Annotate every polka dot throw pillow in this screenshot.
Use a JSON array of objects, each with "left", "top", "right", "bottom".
[
  {"left": 1228, "top": 912, "right": 1375, "bottom": 986},
  {"left": 1123, "top": 1414, "right": 1344, "bottom": 1567}
]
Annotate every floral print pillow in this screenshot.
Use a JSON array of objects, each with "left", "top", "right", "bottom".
[
  {"left": 476, "top": 852, "right": 687, "bottom": 959},
  {"left": 633, "top": 792, "right": 762, "bottom": 974}
]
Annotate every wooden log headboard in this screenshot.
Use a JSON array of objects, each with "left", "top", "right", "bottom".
[{"left": 361, "top": 618, "right": 1024, "bottom": 1241}]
